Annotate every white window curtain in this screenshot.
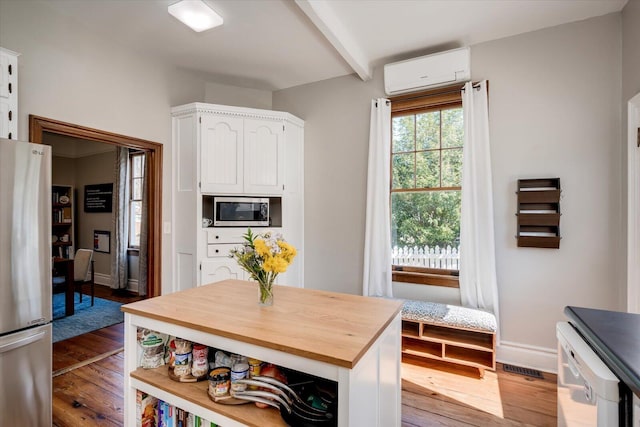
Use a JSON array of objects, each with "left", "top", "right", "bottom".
[
  {"left": 363, "top": 98, "right": 393, "bottom": 297},
  {"left": 111, "top": 147, "right": 130, "bottom": 290},
  {"left": 459, "top": 81, "right": 500, "bottom": 326}
]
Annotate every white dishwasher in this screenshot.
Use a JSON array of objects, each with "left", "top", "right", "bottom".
[{"left": 557, "top": 322, "right": 620, "bottom": 426}]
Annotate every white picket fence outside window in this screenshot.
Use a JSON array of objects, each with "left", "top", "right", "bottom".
[{"left": 392, "top": 245, "right": 460, "bottom": 270}]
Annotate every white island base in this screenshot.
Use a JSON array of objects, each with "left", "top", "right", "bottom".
[{"left": 122, "top": 280, "right": 402, "bottom": 426}]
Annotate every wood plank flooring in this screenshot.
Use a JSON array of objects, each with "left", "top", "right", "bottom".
[
  {"left": 401, "top": 355, "right": 557, "bottom": 426},
  {"left": 52, "top": 305, "right": 557, "bottom": 426}
]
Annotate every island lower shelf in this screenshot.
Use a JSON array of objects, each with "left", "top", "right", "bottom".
[{"left": 131, "top": 365, "right": 287, "bottom": 427}]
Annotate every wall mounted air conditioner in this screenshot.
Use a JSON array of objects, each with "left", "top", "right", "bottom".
[{"left": 384, "top": 47, "right": 470, "bottom": 95}]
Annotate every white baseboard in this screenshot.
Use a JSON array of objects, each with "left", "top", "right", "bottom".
[
  {"left": 93, "top": 273, "right": 139, "bottom": 293},
  {"left": 497, "top": 340, "right": 558, "bottom": 374},
  {"left": 94, "top": 272, "right": 111, "bottom": 287}
]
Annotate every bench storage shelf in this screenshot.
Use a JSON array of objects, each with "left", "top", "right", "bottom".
[
  {"left": 400, "top": 300, "right": 497, "bottom": 377},
  {"left": 401, "top": 320, "right": 496, "bottom": 376}
]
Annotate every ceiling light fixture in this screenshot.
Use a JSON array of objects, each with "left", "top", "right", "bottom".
[{"left": 168, "top": 0, "right": 223, "bottom": 33}]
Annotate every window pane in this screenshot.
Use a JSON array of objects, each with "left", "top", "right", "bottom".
[
  {"left": 416, "top": 111, "right": 440, "bottom": 150},
  {"left": 132, "top": 177, "right": 144, "bottom": 200},
  {"left": 133, "top": 155, "right": 143, "bottom": 177},
  {"left": 442, "top": 148, "right": 463, "bottom": 187},
  {"left": 391, "top": 190, "right": 461, "bottom": 249},
  {"left": 392, "top": 115, "right": 415, "bottom": 153},
  {"left": 416, "top": 151, "right": 439, "bottom": 188},
  {"left": 442, "top": 108, "right": 463, "bottom": 148},
  {"left": 129, "top": 201, "right": 142, "bottom": 247},
  {"left": 392, "top": 152, "right": 415, "bottom": 189}
]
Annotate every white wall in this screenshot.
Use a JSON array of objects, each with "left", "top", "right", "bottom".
[
  {"left": 622, "top": 0, "right": 640, "bottom": 311},
  {"left": 472, "top": 13, "right": 623, "bottom": 367},
  {"left": 0, "top": 0, "right": 273, "bottom": 296},
  {"left": 274, "top": 13, "right": 624, "bottom": 370},
  {"left": 205, "top": 81, "right": 272, "bottom": 110}
]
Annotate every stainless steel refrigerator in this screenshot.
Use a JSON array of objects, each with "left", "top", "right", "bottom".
[{"left": 0, "top": 137, "right": 52, "bottom": 425}]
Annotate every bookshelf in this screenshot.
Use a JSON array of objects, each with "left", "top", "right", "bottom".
[{"left": 52, "top": 185, "right": 74, "bottom": 259}]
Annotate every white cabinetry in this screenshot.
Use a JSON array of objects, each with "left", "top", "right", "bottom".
[
  {"left": 172, "top": 103, "right": 304, "bottom": 291},
  {"left": 200, "top": 115, "right": 244, "bottom": 194},
  {"left": 0, "top": 48, "right": 19, "bottom": 140},
  {"left": 200, "top": 114, "right": 284, "bottom": 195},
  {"left": 243, "top": 119, "right": 284, "bottom": 195}
]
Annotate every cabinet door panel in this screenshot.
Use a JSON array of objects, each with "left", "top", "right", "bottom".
[
  {"left": 200, "top": 115, "right": 243, "bottom": 194},
  {"left": 244, "top": 119, "right": 284, "bottom": 195},
  {"left": 200, "top": 260, "right": 243, "bottom": 286},
  {"left": 0, "top": 54, "right": 9, "bottom": 99}
]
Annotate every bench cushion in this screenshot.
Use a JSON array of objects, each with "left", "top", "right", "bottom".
[{"left": 402, "top": 300, "right": 497, "bottom": 333}]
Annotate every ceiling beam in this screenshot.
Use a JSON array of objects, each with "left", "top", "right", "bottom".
[{"left": 295, "top": 0, "right": 372, "bottom": 81}]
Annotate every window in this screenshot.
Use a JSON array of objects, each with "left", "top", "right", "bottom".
[
  {"left": 129, "top": 151, "right": 145, "bottom": 248},
  {"left": 390, "top": 86, "right": 464, "bottom": 287}
]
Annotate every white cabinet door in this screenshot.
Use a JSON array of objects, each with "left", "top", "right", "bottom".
[
  {"left": 0, "top": 49, "right": 18, "bottom": 140},
  {"left": 200, "top": 260, "right": 244, "bottom": 286},
  {"left": 244, "top": 119, "right": 284, "bottom": 195},
  {"left": 200, "top": 115, "right": 243, "bottom": 194}
]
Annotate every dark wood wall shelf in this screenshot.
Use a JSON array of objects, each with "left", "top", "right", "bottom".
[{"left": 516, "top": 178, "right": 561, "bottom": 249}]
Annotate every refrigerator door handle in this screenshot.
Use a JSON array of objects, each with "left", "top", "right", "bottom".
[{"left": 0, "top": 330, "right": 46, "bottom": 354}]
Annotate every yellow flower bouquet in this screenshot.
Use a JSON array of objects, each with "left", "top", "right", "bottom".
[{"left": 230, "top": 228, "right": 297, "bottom": 305}]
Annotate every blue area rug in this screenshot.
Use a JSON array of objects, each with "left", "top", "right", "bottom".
[{"left": 52, "top": 292, "right": 124, "bottom": 343}]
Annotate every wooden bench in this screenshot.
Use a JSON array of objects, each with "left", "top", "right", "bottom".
[{"left": 401, "top": 300, "right": 497, "bottom": 377}]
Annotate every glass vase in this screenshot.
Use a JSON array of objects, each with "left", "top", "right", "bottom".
[{"left": 257, "top": 278, "right": 274, "bottom": 306}]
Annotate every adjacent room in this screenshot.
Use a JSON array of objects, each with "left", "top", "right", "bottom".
[{"left": 1, "top": 0, "right": 639, "bottom": 426}]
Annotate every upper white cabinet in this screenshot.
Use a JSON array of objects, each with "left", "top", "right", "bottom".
[
  {"left": 199, "top": 112, "right": 285, "bottom": 195},
  {"left": 244, "top": 119, "right": 284, "bottom": 195},
  {"left": 0, "top": 48, "right": 19, "bottom": 140},
  {"left": 200, "top": 115, "right": 244, "bottom": 194},
  {"left": 171, "top": 103, "right": 304, "bottom": 292}
]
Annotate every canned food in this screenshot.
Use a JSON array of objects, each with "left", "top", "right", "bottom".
[
  {"left": 208, "top": 367, "right": 231, "bottom": 397},
  {"left": 248, "top": 358, "right": 262, "bottom": 378},
  {"left": 173, "top": 338, "right": 192, "bottom": 377},
  {"left": 191, "top": 344, "right": 209, "bottom": 379},
  {"left": 230, "top": 363, "right": 249, "bottom": 392}
]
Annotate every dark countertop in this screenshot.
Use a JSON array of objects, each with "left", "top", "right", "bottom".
[{"left": 565, "top": 306, "right": 640, "bottom": 397}]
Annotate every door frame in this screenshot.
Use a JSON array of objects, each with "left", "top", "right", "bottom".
[
  {"left": 29, "top": 114, "right": 162, "bottom": 297},
  {"left": 628, "top": 93, "right": 640, "bottom": 313}
]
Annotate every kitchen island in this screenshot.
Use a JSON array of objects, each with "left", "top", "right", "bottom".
[{"left": 122, "top": 279, "right": 403, "bottom": 426}]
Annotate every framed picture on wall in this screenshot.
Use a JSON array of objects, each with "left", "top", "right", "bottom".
[
  {"left": 85, "top": 183, "right": 113, "bottom": 213},
  {"left": 94, "top": 230, "right": 110, "bottom": 253}
]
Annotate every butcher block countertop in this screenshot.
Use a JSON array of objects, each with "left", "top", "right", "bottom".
[{"left": 122, "top": 280, "right": 402, "bottom": 369}]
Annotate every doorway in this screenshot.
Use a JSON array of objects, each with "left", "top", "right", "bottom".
[{"left": 29, "top": 115, "right": 162, "bottom": 298}]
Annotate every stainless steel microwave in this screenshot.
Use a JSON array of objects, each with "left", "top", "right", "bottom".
[{"left": 213, "top": 196, "right": 269, "bottom": 227}]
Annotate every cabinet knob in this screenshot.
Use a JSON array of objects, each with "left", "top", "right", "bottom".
[
  {"left": 215, "top": 249, "right": 219, "bottom": 253},
  {"left": 8, "top": 83, "right": 11, "bottom": 94},
  {"left": 215, "top": 235, "right": 220, "bottom": 240}
]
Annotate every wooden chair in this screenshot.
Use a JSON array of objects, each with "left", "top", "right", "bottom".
[{"left": 74, "top": 249, "right": 95, "bottom": 306}]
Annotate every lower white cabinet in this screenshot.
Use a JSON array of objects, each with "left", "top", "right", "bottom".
[{"left": 201, "top": 259, "right": 244, "bottom": 285}]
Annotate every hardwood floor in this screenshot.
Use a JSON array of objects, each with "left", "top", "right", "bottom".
[
  {"left": 401, "top": 356, "right": 557, "bottom": 426},
  {"left": 52, "top": 324, "right": 557, "bottom": 427},
  {"left": 53, "top": 323, "right": 126, "bottom": 426}
]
